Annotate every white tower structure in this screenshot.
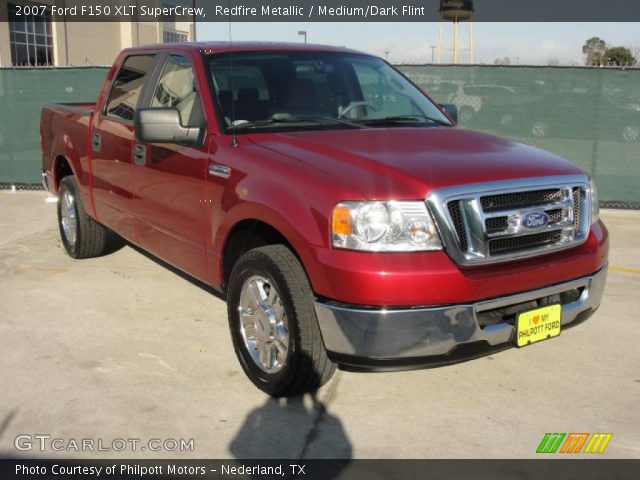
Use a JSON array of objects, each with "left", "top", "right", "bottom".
[{"left": 437, "top": 1, "right": 475, "bottom": 64}]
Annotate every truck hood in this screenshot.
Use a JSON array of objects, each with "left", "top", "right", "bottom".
[{"left": 247, "top": 127, "right": 584, "bottom": 199}]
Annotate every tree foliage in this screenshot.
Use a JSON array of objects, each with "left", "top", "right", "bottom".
[
  {"left": 582, "top": 37, "right": 607, "bottom": 66},
  {"left": 583, "top": 37, "right": 638, "bottom": 66},
  {"left": 604, "top": 46, "right": 637, "bottom": 66}
]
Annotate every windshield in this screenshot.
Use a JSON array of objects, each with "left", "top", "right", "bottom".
[{"left": 207, "top": 51, "right": 452, "bottom": 132}]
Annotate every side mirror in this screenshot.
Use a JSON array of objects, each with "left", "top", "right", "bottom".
[
  {"left": 440, "top": 104, "right": 458, "bottom": 124},
  {"left": 134, "top": 108, "right": 200, "bottom": 145}
]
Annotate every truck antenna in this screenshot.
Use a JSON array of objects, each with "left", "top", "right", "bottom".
[{"left": 228, "top": 17, "right": 238, "bottom": 147}]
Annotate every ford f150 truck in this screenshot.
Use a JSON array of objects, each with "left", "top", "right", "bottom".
[{"left": 41, "top": 42, "right": 608, "bottom": 396}]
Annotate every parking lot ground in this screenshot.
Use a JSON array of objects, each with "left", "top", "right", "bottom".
[{"left": 0, "top": 190, "right": 639, "bottom": 459}]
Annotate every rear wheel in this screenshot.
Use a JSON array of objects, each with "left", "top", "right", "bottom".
[
  {"left": 57, "top": 176, "right": 123, "bottom": 259},
  {"left": 227, "top": 245, "right": 336, "bottom": 397}
]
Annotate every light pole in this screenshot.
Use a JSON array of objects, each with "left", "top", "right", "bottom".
[
  {"left": 384, "top": 50, "right": 390, "bottom": 61},
  {"left": 193, "top": 0, "right": 197, "bottom": 40},
  {"left": 298, "top": 31, "right": 307, "bottom": 43},
  {"left": 430, "top": 45, "right": 436, "bottom": 63}
]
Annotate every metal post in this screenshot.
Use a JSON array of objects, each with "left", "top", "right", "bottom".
[
  {"left": 453, "top": 18, "right": 459, "bottom": 64},
  {"left": 135, "top": 0, "right": 140, "bottom": 47},
  {"left": 62, "top": 0, "right": 69, "bottom": 65},
  {"left": 469, "top": 21, "right": 474, "bottom": 64},
  {"left": 193, "top": 0, "right": 197, "bottom": 40},
  {"left": 437, "top": 16, "right": 443, "bottom": 64}
]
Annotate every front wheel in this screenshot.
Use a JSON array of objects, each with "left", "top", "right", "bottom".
[{"left": 227, "top": 245, "right": 336, "bottom": 397}]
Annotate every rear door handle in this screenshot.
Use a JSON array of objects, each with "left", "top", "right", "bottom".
[
  {"left": 91, "top": 133, "right": 101, "bottom": 152},
  {"left": 133, "top": 144, "right": 146, "bottom": 166}
]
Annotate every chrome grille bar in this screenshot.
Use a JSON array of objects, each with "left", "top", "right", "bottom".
[{"left": 427, "top": 175, "right": 591, "bottom": 265}]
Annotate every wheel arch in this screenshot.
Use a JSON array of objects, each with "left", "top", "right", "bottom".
[
  {"left": 220, "top": 219, "right": 303, "bottom": 293},
  {"left": 53, "top": 154, "right": 75, "bottom": 191}
]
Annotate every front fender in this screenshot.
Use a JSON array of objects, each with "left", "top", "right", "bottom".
[{"left": 212, "top": 198, "right": 327, "bottom": 291}]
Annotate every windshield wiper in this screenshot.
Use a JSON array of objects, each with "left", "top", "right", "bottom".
[
  {"left": 293, "top": 115, "right": 368, "bottom": 129},
  {"left": 230, "top": 115, "right": 367, "bottom": 130},
  {"left": 359, "top": 114, "right": 452, "bottom": 127}
]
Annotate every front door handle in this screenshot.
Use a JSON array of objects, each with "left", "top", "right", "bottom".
[
  {"left": 133, "top": 144, "right": 146, "bottom": 166},
  {"left": 91, "top": 133, "right": 101, "bottom": 152}
]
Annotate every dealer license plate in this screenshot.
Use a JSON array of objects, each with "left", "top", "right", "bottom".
[{"left": 515, "top": 304, "right": 562, "bottom": 347}]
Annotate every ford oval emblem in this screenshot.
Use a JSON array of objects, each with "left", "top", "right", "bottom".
[{"left": 521, "top": 211, "right": 550, "bottom": 230}]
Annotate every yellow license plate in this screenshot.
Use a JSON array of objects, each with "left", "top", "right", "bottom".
[{"left": 516, "top": 304, "right": 562, "bottom": 347}]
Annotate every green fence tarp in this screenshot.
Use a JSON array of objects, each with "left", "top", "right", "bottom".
[
  {"left": 0, "top": 67, "right": 108, "bottom": 184},
  {"left": 399, "top": 65, "right": 640, "bottom": 203},
  {"left": 0, "top": 65, "right": 638, "bottom": 202}
]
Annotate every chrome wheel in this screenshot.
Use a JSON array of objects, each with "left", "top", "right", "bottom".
[
  {"left": 60, "top": 190, "right": 77, "bottom": 247},
  {"left": 238, "top": 275, "right": 289, "bottom": 374},
  {"left": 228, "top": 245, "right": 336, "bottom": 396}
]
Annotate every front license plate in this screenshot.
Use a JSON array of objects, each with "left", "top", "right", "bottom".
[{"left": 516, "top": 304, "right": 562, "bottom": 347}]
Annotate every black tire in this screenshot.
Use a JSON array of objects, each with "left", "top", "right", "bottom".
[
  {"left": 227, "top": 245, "right": 336, "bottom": 397},
  {"left": 57, "top": 176, "right": 123, "bottom": 259}
]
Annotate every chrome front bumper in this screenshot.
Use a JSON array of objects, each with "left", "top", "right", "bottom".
[{"left": 314, "top": 265, "right": 607, "bottom": 370}]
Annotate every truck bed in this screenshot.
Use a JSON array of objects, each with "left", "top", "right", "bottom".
[{"left": 40, "top": 102, "right": 96, "bottom": 194}]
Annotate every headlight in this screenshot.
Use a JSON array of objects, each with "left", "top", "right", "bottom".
[
  {"left": 332, "top": 201, "right": 442, "bottom": 252},
  {"left": 589, "top": 178, "right": 599, "bottom": 225}
]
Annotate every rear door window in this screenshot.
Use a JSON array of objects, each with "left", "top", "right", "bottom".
[{"left": 105, "top": 55, "right": 156, "bottom": 121}]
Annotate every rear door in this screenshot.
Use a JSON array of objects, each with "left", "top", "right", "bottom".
[
  {"left": 90, "top": 54, "right": 158, "bottom": 242},
  {"left": 132, "top": 53, "right": 210, "bottom": 281}
]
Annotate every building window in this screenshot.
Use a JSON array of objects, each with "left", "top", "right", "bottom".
[
  {"left": 8, "top": 2, "right": 54, "bottom": 66},
  {"left": 163, "top": 30, "right": 189, "bottom": 43}
]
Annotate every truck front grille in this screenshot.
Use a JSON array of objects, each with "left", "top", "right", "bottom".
[
  {"left": 481, "top": 188, "right": 562, "bottom": 212},
  {"left": 485, "top": 216, "right": 509, "bottom": 234},
  {"left": 447, "top": 201, "right": 468, "bottom": 251},
  {"left": 427, "top": 176, "right": 591, "bottom": 265},
  {"left": 489, "top": 230, "right": 563, "bottom": 255},
  {"left": 573, "top": 187, "right": 583, "bottom": 233}
]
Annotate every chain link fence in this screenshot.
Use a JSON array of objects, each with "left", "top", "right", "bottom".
[{"left": 0, "top": 65, "right": 638, "bottom": 206}]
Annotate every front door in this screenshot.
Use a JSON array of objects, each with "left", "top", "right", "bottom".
[{"left": 132, "top": 54, "right": 210, "bottom": 281}]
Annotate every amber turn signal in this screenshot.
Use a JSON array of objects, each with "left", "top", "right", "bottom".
[{"left": 332, "top": 205, "right": 352, "bottom": 236}]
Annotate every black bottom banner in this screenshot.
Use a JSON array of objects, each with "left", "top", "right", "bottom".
[{"left": 2, "top": 459, "right": 639, "bottom": 480}]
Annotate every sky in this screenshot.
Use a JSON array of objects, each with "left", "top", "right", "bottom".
[{"left": 197, "top": 22, "right": 640, "bottom": 65}]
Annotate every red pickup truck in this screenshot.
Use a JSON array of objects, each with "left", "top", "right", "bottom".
[{"left": 41, "top": 42, "right": 608, "bottom": 396}]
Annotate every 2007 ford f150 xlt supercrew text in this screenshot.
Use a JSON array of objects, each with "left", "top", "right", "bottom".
[{"left": 41, "top": 43, "right": 608, "bottom": 396}]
